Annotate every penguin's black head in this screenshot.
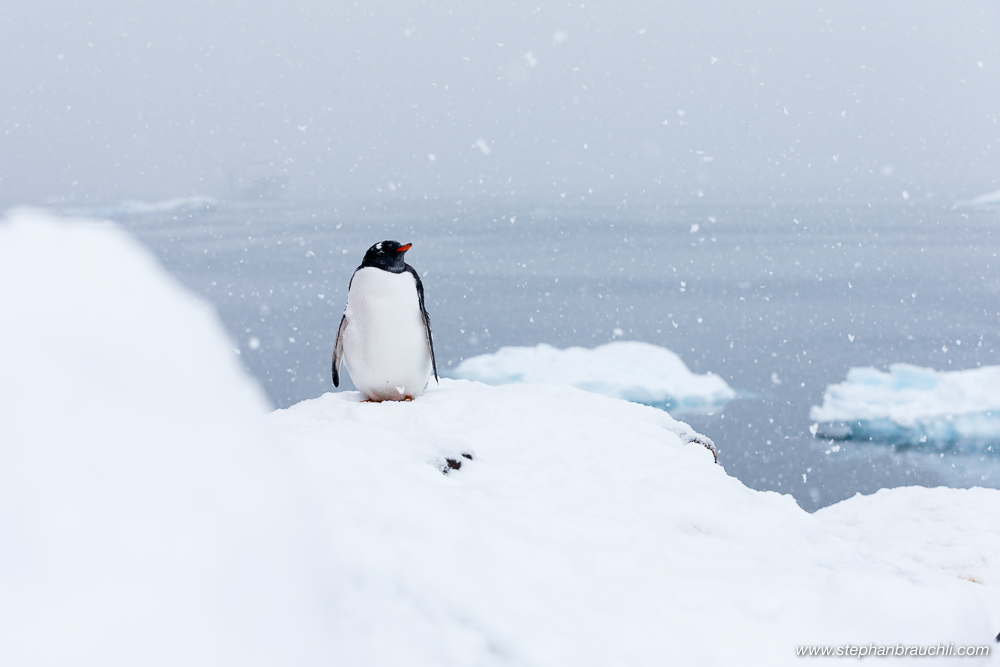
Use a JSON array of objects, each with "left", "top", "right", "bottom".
[{"left": 360, "top": 240, "right": 412, "bottom": 273}]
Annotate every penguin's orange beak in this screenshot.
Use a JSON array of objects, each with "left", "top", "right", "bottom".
[{"left": 397, "top": 243, "right": 412, "bottom": 252}]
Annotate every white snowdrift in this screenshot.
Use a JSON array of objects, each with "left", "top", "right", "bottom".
[
  {"left": 450, "top": 341, "right": 736, "bottom": 413},
  {"left": 278, "top": 382, "right": 1000, "bottom": 665},
  {"left": 810, "top": 364, "right": 1000, "bottom": 448},
  {"left": 816, "top": 486, "right": 1000, "bottom": 587},
  {"left": 2, "top": 210, "right": 999, "bottom": 666},
  {"left": 0, "top": 210, "right": 335, "bottom": 666}
]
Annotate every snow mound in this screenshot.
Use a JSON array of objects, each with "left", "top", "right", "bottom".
[
  {"left": 279, "top": 381, "right": 1000, "bottom": 664},
  {"left": 3, "top": 211, "right": 998, "bottom": 665},
  {"left": 450, "top": 341, "right": 736, "bottom": 413},
  {"left": 0, "top": 209, "right": 334, "bottom": 666},
  {"left": 816, "top": 486, "right": 1000, "bottom": 587},
  {"left": 810, "top": 363, "right": 1000, "bottom": 449}
]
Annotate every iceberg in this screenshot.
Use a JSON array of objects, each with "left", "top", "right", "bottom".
[
  {"left": 956, "top": 188, "right": 1000, "bottom": 208},
  {"left": 810, "top": 364, "right": 1000, "bottom": 450},
  {"left": 2, "top": 210, "right": 999, "bottom": 665},
  {"left": 450, "top": 341, "right": 736, "bottom": 413},
  {"left": 61, "top": 195, "right": 218, "bottom": 217}
]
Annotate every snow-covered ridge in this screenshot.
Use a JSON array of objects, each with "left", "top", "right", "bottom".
[
  {"left": 810, "top": 364, "right": 1000, "bottom": 449},
  {"left": 2, "top": 210, "right": 998, "bottom": 666},
  {"left": 450, "top": 341, "right": 736, "bottom": 413},
  {"left": 60, "top": 195, "right": 218, "bottom": 217}
]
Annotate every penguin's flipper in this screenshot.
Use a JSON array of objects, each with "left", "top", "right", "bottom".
[
  {"left": 406, "top": 265, "right": 438, "bottom": 382},
  {"left": 332, "top": 313, "right": 348, "bottom": 387}
]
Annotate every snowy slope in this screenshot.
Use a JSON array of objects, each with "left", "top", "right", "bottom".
[
  {"left": 275, "top": 382, "right": 1000, "bottom": 665},
  {"left": 0, "top": 210, "right": 336, "bottom": 666},
  {"left": 816, "top": 486, "right": 1000, "bottom": 587},
  {"left": 810, "top": 364, "right": 1000, "bottom": 449},
  {"left": 2, "top": 210, "right": 998, "bottom": 666},
  {"left": 451, "top": 341, "right": 736, "bottom": 413}
]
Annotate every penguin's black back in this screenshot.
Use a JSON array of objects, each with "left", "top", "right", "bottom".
[{"left": 404, "top": 263, "right": 438, "bottom": 382}]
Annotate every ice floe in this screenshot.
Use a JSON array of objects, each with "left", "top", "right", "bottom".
[
  {"left": 958, "top": 188, "right": 1000, "bottom": 207},
  {"left": 450, "top": 341, "right": 736, "bottom": 413},
  {"left": 61, "top": 195, "right": 218, "bottom": 217},
  {"left": 810, "top": 364, "right": 1000, "bottom": 450}
]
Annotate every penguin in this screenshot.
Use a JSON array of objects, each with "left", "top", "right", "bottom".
[{"left": 331, "top": 240, "right": 438, "bottom": 401}]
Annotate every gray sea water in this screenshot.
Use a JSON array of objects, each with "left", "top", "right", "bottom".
[{"left": 117, "top": 198, "right": 1000, "bottom": 511}]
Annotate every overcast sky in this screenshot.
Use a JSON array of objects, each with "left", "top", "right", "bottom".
[{"left": 2, "top": 1, "right": 998, "bottom": 209}]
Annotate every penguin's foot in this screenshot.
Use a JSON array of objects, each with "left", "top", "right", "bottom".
[{"left": 359, "top": 395, "right": 415, "bottom": 403}]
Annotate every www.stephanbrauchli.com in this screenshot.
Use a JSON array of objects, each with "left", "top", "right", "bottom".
[{"left": 795, "top": 643, "right": 991, "bottom": 658}]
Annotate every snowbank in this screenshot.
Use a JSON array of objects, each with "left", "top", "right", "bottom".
[
  {"left": 816, "top": 486, "right": 1000, "bottom": 587},
  {"left": 2, "top": 211, "right": 998, "bottom": 666},
  {"left": 0, "top": 210, "right": 334, "bottom": 666},
  {"left": 810, "top": 364, "right": 1000, "bottom": 449},
  {"left": 277, "top": 382, "right": 1000, "bottom": 665},
  {"left": 450, "top": 341, "right": 736, "bottom": 413}
]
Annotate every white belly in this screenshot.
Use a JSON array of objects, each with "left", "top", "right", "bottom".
[{"left": 342, "top": 267, "right": 433, "bottom": 401}]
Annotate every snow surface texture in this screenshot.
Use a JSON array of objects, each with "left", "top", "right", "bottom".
[
  {"left": 810, "top": 363, "right": 1000, "bottom": 450},
  {"left": 450, "top": 341, "right": 736, "bottom": 413},
  {"left": 2, "top": 211, "right": 999, "bottom": 666}
]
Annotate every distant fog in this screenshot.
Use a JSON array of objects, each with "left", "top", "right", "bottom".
[{"left": 2, "top": 1, "right": 998, "bottom": 209}]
